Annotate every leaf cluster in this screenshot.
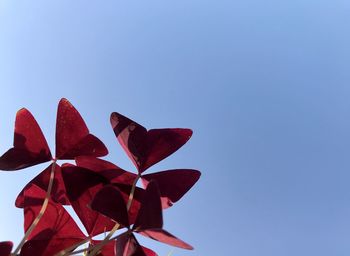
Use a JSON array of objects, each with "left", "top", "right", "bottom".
[{"left": 0, "top": 99, "right": 200, "bottom": 256}]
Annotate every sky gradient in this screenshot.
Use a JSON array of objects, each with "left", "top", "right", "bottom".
[{"left": 0, "top": 1, "right": 350, "bottom": 255}]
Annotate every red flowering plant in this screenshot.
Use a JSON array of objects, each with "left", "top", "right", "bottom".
[{"left": 0, "top": 99, "right": 200, "bottom": 256}]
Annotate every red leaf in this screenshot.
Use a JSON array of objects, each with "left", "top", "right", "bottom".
[
  {"left": 141, "top": 246, "right": 157, "bottom": 256},
  {"left": 0, "top": 108, "right": 51, "bottom": 170},
  {"left": 91, "top": 185, "right": 129, "bottom": 227},
  {"left": 20, "top": 233, "right": 83, "bottom": 256},
  {"left": 0, "top": 241, "right": 12, "bottom": 256},
  {"left": 22, "top": 184, "right": 86, "bottom": 256},
  {"left": 55, "top": 98, "right": 108, "bottom": 159},
  {"left": 138, "top": 229, "right": 193, "bottom": 250},
  {"left": 75, "top": 156, "right": 137, "bottom": 185},
  {"left": 115, "top": 233, "right": 147, "bottom": 256},
  {"left": 141, "top": 169, "right": 201, "bottom": 209},
  {"left": 110, "top": 112, "right": 192, "bottom": 173},
  {"left": 114, "top": 184, "right": 143, "bottom": 225},
  {"left": 92, "top": 240, "right": 116, "bottom": 256},
  {"left": 93, "top": 239, "right": 157, "bottom": 256},
  {"left": 133, "top": 181, "right": 162, "bottom": 231},
  {"left": 15, "top": 163, "right": 69, "bottom": 208},
  {"left": 93, "top": 181, "right": 163, "bottom": 232},
  {"left": 61, "top": 165, "right": 116, "bottom": 236}
]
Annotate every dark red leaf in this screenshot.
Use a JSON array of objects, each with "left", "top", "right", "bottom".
[
  {"left": 63, "top": 161, "right": 141, "bottom": 226},
  {"left": 141, "top": 246, "right": 157, "bottom": 256},
  {"left": 92, "top": 240, "right": 116, "bottom": 256},
  {"left": 141, "top": 169, "right": 201, "bottom": 209},
  {"left": 91, "top": 185, "right": 129, "bottom": 227},
  {"left": 20, "top": 231, "right": 83, "bottom": 256},
  {"left": 22, "top": 184, "right": 86, "bottom": 256},
  {"left": 90, "top": 180, "right": 162, "bottom": 230},
  {"left": 75, "top": 156, "right": 137, "bottom": 185},
  {"left": 61, "top": 164, "right": 108, "bottom": 201},
  {"left": 0, "top": 108, "right": 51, "bottom": 170},
  {"left": 113, "top": 184, "right": 144, "bottom": 225},
  {"left": 61, "top": 165, "right": 116, "bottom": 236},
  {"left": 110, "top": 112, "right": 192, "bottom": 173},
  {"left": 97, "top": 238, "right": 157, "bottom": 256},
  {"left": 115, "top": 233, "right": 146, "bottom": 256},
  {"left": 15, "top": 163, "right": 69, "bottom": 208},
  {"left": 55, "top": 98, "right": 108, "bottom": 159},
  {"left": 133, "top": 181, "right": 162, "bottom": 231},
  {"left": 138, "top": 229, "right": 193, "bottom": 250},
  {"left": 0, "top": 241, "right": 12, "bottom": 256}
]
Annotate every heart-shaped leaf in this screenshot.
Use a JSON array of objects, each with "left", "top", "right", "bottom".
[
  {"left": 61, "top": 165, "right": 116, "bottom": 236},
  {"left": 22, "top": 184, "right": 86, "bottom": 256},
  {"left": 15, "top": 163, "right": 69, "bottom": 208},
  {"left": 141, "top": 169, "right": 201, "bottom": 209},
  {"left": 110, "top": 112, "right": 192, "bottom": 173},
  {"left": 0, "top": 108, "right": 52, "bottom": 170},
  {"left": 91, "top": 185, "right": 129, "bottom": 228},
  {"left": 56, "top": 98, "right": 108, "bottom": 159}
]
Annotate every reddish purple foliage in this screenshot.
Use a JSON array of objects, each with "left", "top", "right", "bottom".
[
  {"left": 21, "top": 184, "right": 86, "bottom": 256},
  {"left": 110, "top": 112, "right": 192, "bottom": 173},
  {"left": 0, "top": 241, "right": 13, "bottom": 256},
  {"left": 0, "top": 108, "right": 52, "bottom": 170},
  {"left": 91, "top": 181, "right": 193, "bottom": 252},
  {"left": 55, "top": 98, "right": 108, "bottom": 159},
  {"left": 15, "top": 163, "right": 69, "bottom": 207},
  {"left": 0, "top": 99, "right": 200, "bottom": 256}
]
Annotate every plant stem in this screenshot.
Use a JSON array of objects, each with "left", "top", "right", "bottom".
[
  {"left": 126, "top": 175, "right": 140, "bottom": 211},
  {"left": 88, "top": 174, "right": 140, "bottom": 256},
  {"left": 55, "top": 237, "right": 91, "bottom": 256},
  {"left": 12, "top": 160, "right": 57, "bottom": 256},
  {"left": 68, "top": 230, "right": 131, "bottom": 256}
]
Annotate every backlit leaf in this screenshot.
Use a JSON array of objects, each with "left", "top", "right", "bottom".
[
  {"left": 56, "top": 98, "right": 108, "bottom": 159},
  {"left": 0, "top": 108, "right": 51, "bottom": 170},
  {"left": 141, "top": 169, "right": 201, "bottom": 209},
  {"left": 110, "top": 112, "right": 192, "bottom": 173}
]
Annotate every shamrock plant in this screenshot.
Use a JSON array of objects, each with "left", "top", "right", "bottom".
[{"left": 0, "top": 99, "right": 200, "bottom": 256}]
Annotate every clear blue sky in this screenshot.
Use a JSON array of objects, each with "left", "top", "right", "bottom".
[{"left": 0, "top": 0, "right": 350, "bottom": 255}]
